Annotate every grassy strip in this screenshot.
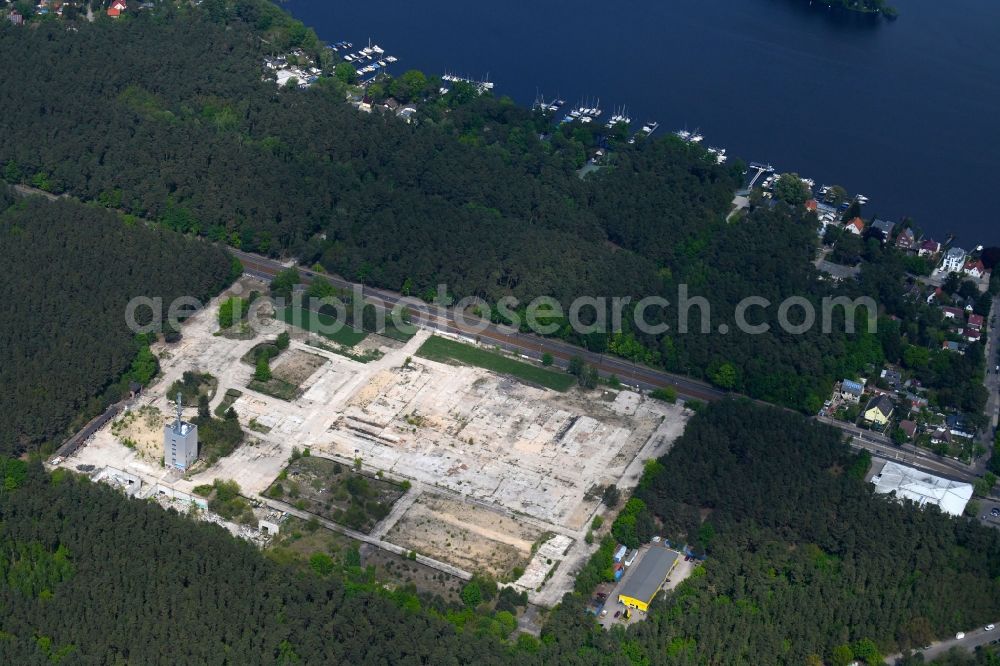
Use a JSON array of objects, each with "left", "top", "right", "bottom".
[
  {"left": 416, "top": 336, "right": 574, "bottom": 392},
  {"left": 248, "top": 418, "right": 272, "bottom": 434},
  {"left": 213, "top": 388, "right": 243, "bottom": 417},
  {"left": 248, "top": 377, "right": 299, "bottom": 401},
  {"left": 275, "top": 306, "right": 368, "bottom": 347},
  {"left": 375, "top": 320, "right": 416, "bottom": 343},
  {"left": 305, "top": 339, "right": 383, "bottom": 364},
  {"left": 241, "top": 342, "right": 282, "bottom": 366}
]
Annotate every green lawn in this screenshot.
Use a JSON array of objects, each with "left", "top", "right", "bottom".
[
  {"left": 275, "top": 306, "right": 368, "bottom": 347},
  {"left": 416, "top": 336, "right": 574, "bottom": 392},
  {"left": 247, "top": 377, "right": 299, "bottom": 402},
  {"left": 213, "top": 388, "right": 243, "bottom": 417}
]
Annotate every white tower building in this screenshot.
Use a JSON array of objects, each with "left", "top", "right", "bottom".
[{"left": 163, "top": 392, "right": 198, "bottom": 470}]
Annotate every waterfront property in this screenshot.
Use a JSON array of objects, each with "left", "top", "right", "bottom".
[{"left": 940, "top": 247, "right": 967, "bottom": 274}]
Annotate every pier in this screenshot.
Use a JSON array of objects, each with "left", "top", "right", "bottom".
[{"left": 746, "top": 162, "right": 775, "bottom": 190}]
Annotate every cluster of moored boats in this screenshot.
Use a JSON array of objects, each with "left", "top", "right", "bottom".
[
  {"left": 535, "top": 94, "right": 729, "bottom": 157},
  {"left": 441, "top": 73, "right": 495, "bottom": 92},
  {"left": 818, "top": 185, "right": 869, "bottom": 205},
  {"left": 531, "top": 95, "right": 735, "bottom": 157},
  {"left": 675, "top": 128, "right": 727, "bottom": 164},
  {"left": 329, "top": 40, "right": 398, "bottom": 79},
  {"left": 534, "top": 96, "right": 662, "bottom": 142}
]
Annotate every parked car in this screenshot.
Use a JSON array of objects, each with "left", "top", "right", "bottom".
[
  {"left": 956, "top": 632, "right": 966, "bottom": 640},
  {"left": 600, "top": 610, "right": 607, "bottom": 617},
  {"left": 614, "top": 611, "right": 621, "bottom": 618},
  {"left": 986, "top": 624, "right": 995, "bottom": 631}
]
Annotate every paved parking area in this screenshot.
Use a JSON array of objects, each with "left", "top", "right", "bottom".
[
  {"left": 974, "top": 498, "right": 1000, "bottom": 528},
  {"left": 595, "top": 544, "right": 695, "bottom": 629}
]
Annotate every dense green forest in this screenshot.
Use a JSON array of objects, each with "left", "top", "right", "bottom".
[
  {"left": 1, "top": 403, "right": 995, "bottom": 664},
  {"left": 0, "top": 4, "right": 713, "bottom": 305},
  {"left": 0, "top": 1, "right": 964, "bottom": 413},
  {"left": 0, "top": 2, "right": 871, "bottom": 412},
  {"left": 600, "top": 401, "right": 1000, "bottom": 663},
  {"left": 0, "top": 194, "right": 234, "bottom": 456},
  {"left": 0, "top": 461, "right": 519, "bottom": 665},
  {"left": 550, "top": 401, "right": 1000, "bottom": 664}
]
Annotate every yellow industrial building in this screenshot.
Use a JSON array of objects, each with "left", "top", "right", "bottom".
[{"left": 617, "top": 546, "right": 679, "bottom": 612}]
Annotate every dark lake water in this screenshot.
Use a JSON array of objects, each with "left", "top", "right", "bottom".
[{"left": 283, "top": 0, "right": 1000, "bottom": 246}]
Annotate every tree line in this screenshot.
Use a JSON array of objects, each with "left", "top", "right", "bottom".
[
  {"left": 2, "top": 1, "right": 955, "bottom": 416},
  {"left": 3, "top": 402, "right": 996, "bottom": 663},
  {"left": 566, "top": 400, "right": 1000, "bottom": 664},
  {"left": 0, "top": 193, "right": 234, "bottom": 457}
]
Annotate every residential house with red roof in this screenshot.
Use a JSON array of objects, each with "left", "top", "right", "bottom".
[
  {"left": 918, "top": 239, "right": 941, "bottom": 257},
  {"left": 964, "top": 258, "right": 987, "bottom": 280},
  {"left": 844, "top": 217, "right": 864, "bottom": 235},
  {"left": 895, "top": 228, "right": 916, "bottom": 251},
  {"left": 108, "top": 0, "right": 127, "bottom": 17},
  {"left": 941, "top": 306, "right": 965, "bottom": 320}
]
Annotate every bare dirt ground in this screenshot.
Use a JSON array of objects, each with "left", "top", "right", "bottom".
[
  {"left": 58, "top": 280, "right": 691, "bottom": 608},
  {"left": 271, "top": 349, "right": 327, "bottom": 386},
  {"left": 357, "top": 334, "right": 402, "bottom": 354},
  {"left": 110, "top": 405, "right": 166, "bottom": 462},
  {"left": 361, "top": 543, "right": 464, "bottom": 603},
  {"left": 266, "top": 456, "right": 405, "bottom": 533},
  {"left": 323, "top": 358, "right": 686, "bottom": 531},
  {"left": 387, "top": 494, "right": 542, "bottom": 579}
]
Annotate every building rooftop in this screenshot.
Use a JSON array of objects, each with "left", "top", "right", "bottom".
[
  {"left": 842, "top": 379, "right": 864, "bottom": 396},
  {"left": 871, "top": 461, "right": 972, "bottom": 517},
  {"left": 618, "top": 546, "right": 678, "bottom": 606},
  {"left": 865, "top": 394, "right": 894, "bottom": 418},
  {"left": 871, "top": 218, "right": 895, "bottom": 237}
]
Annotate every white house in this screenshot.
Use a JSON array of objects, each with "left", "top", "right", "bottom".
[
  {"left": 940, "top": 247, "right": 966, "bottom": 273},
  {"left": 964, "top": 259, "right": 987, "bottom": 279},
  {"left": 843, "top": 217, "right": 864, "bottom": 235}
]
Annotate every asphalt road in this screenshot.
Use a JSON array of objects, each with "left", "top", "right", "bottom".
[
  {"left": 980, "top": 299, "right": 1000, "bottom": 455},
  {"left": 974, "top": 498, "right": 1000, "bottom": 528},
  {"left": 888, "top": 624, "right": 1000, "bottom": 663},
  {"left": 233, "top": 249, "right": 985, "bottom": 484},
  {"left": 820, "top": 417, "right": 979, "bottom": 482}
]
